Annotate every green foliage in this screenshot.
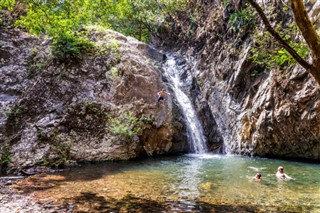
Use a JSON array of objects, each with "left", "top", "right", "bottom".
[
  {"left": 249, "top": 21, "right": 309, "bottom": 70},
  {"left": 272, "top": 49, "right": 294, "bottom": 66},
  {"left": 104, "top": 39, "right": 121, "bottom": 63},
  {"left": 1, "top": 153, "right": 12, "bottom": 165},
  {"left": 0, "top": 0, "right": 15, "bottom": 24},
  {"left": 114, "top": 0, "right": 188, "bottom": 42},
  {"left": 222, "top": 0, "right": 231, "bottom": 8},
  {"left": 140, "top": 114, "right": 154, "bottom": 124},
  {"left": 0, "top": 145, "right": 12, "bottom": 170},
  {"left": 110, "top": 67, "right": 118, "bottom": 77},
  {"left": 249, "top": 38, "right": 276, "bottom": 68},
  {"left": 13, "top": 0, "right": 97, "bottom": 60},
  {"left": 11, "top": 0, "right": 188, "bottom": 43},
  {"left": 251, "top": 43, "right": 308, "bottom": 69},
  {"left": 271, "top": 42, "right": 308, "bottom": 66},
  {"left": 47, "top": 140, "right": 71, "bottom": 166},
  {"left": 51, "top": 31, "right": 94, "bottom": 60},
  {"left": 246, "top": 3, "right": 311, "bottom": 73},
  {"left": 83, "top": 101, "right": 92, "bottom": 108},
  {"left": 58, "top": 68, "right": 66, "bottom": 79},
  {"left": 15, "top": 0, "right": 110, "bottom": 36},
  {"left": 108, "top": 111, "right": 144, "bottom": 143},
  {"left": 9, "top": 0, "right": 187, "bottom": 60},
  {"left": 250, "top": 70, "right": 259, "bottom": 77},
  {"left": 228, "top": 8, "right": 255, "bottom": 32},
  {"left": 83, "top": 101, "right": 98, "bottom": 112},
  {"left": 5, "top": 105, "right": 24, "bottom": 123},
  {"left": 107, "top": 40, "right": 119, "bottom": 54},
  {"left": 0, "top": 0, "right": 15, "bottom": 10},
  {"left": 27, "top": 61, "right": 45, "bottom": 77}
]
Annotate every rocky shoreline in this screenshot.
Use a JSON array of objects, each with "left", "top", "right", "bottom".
[{"left": 0, "top": 176, "right": 64, "bottom": 213}]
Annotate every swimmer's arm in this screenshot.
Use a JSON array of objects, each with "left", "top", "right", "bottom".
[{"left": 284, "top": 174, "right": 293, "bottom": 180}]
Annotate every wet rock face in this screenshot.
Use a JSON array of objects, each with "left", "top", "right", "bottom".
[
  {"left": 170, "top": 56, "right": 224, "bottom": 152},
  {"left": 160, "top": 0, "right": 320, "bottom": 160},
  {"left": 0, "top": 27, "right": 187, "bottom": 171}
]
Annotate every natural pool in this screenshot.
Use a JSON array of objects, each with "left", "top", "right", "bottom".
[{"left": 15, "top": 154, "right": 320, "bottom": 212}]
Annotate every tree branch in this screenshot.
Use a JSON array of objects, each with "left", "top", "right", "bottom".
[{"left": 246, "top": 0, "right": 312, "bottom": 71}]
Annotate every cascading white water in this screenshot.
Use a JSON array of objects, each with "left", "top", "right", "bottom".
[{"left": 163, "top": 56, "right": 208, "bottom": 154}]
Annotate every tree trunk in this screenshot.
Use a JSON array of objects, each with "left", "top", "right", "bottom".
[
  {"left": 291, "top": 0, "right": 320, "bottom": 62},
  {"left": 290, "top": 0, "right": 320, "bottom": 84},
  {"left": 310, "top": 65, "right": 320, "bottom": 84}
]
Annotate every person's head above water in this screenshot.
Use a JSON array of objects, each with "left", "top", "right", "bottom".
[
  {"left": 255, "top": 173, "right": 262, "bottom": 179},
  {"left": 278, "top": 166, "right": 284, "bottom": 173}
]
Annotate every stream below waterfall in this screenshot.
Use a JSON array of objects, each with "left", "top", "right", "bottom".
[{"left": 11, "top": 154, "right": 320, "bottom": 212}]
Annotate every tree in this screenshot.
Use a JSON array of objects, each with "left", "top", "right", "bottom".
[
  {"left": 246, "top": 0, "right": 320, "bottom": 84},
  {"left": 2, "top": 0, "right": 188, "bottom": 43}
]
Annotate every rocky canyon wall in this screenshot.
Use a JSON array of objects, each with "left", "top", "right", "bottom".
[{"left": 158, "top": 0, "right": 320, "bottom": 160}]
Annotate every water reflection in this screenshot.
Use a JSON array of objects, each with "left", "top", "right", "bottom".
[
  {"left": 13, "top": 155, "right": 320, "bottom": 212},
  {"left": 171, "top": 155, "right": 205, "bottom": 199}
]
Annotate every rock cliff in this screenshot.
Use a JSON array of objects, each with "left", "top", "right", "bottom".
[
  {"left": 0, "top": 27, "right": 189, "bottom": 172},
  {"left": 158, "top": 0, "right": 320, "bottom": 161}
]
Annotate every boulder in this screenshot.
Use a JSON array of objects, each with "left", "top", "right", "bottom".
[{"left": 0, "top": 27, "right": 187, "bottom": 172}]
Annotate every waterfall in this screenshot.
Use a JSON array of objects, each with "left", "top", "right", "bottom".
[{"left": 163, "top": 56, "right": 208, "bottom": 154}]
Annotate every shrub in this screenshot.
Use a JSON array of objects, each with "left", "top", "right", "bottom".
[
  {"left": 5, "top": 105, "right": 24, "bottom": 123},
  {"left": 108, "top": 111, "right": 144, "bottom": 143},
  {"left": 0, "top": 145, "right": 12, "bottom": 170},
  {"left": 51, "top": 31, "right": 93, "bottom": 61},
  {"left": 228, "top": 8, "right": 255, "bottom": 32}
]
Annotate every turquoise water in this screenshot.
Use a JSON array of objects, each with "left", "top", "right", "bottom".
[{"left": 18, "top": 154, "right": 320, "bottom": 212}]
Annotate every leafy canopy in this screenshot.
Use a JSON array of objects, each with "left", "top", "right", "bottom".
[
  {"left": 2, "top": 0, "right": 188, "bottom": 42},
  {"left": 0, "top": 0, "right": 15, "bottom": 10},
  {"left": 0, "top": 0, "right": 187, "bottom": 59}
]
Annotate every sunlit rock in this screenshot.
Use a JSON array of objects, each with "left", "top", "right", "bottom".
[{"left": 0, "top": 27, "right": 187, "bottom": 171}]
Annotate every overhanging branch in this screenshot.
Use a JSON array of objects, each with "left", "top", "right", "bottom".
[{"left": 246, "top": 0, "right": 312, "bottom": 71}]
